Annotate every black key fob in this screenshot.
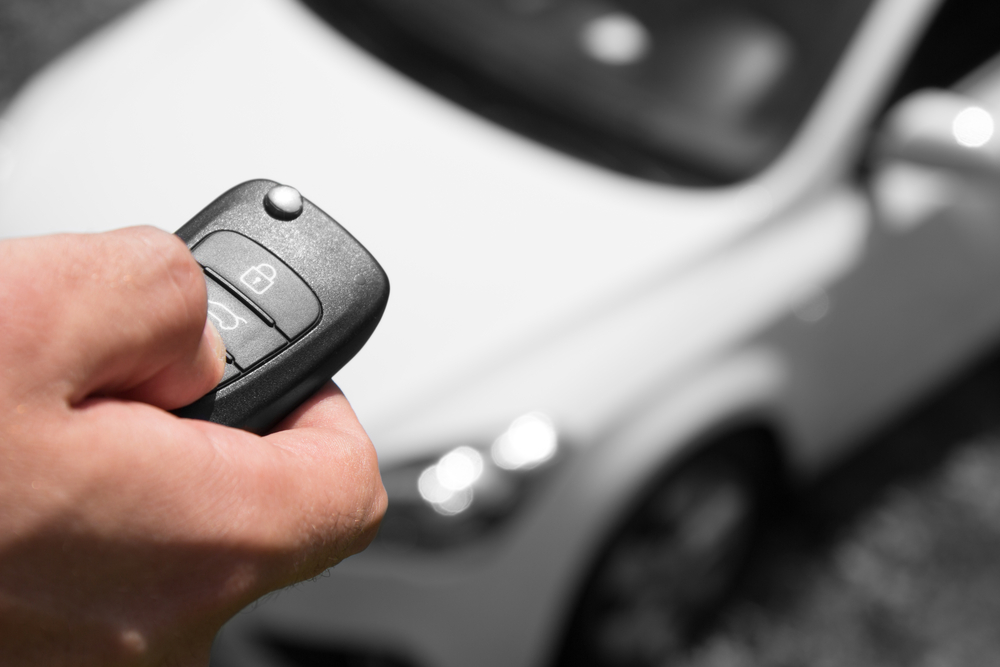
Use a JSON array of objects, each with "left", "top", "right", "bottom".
[{"left": 172, "top": 180, "right": 389, "bottom": 432}]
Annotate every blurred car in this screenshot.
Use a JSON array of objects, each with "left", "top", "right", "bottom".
[{"left": 3, "top": 0, "right": 1000, "bottom": 665}]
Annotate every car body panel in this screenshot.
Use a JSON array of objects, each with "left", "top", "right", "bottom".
[
  {"left": 0, "top": 0, "right": 937, "bottom": 465},
  {"left": 214, "top": 345, "right": 789, "bottom": 667}
]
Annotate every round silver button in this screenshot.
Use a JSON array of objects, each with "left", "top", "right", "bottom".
[{"left": 264, "top": 184, "right": 303, "bottom": 220}]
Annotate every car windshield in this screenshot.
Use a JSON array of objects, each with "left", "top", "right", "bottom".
[{"left": 304, "top": 0, "right": 874, "bottom": 184}]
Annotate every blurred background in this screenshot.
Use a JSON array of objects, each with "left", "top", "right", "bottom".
[{"left": 5, "top": 1, "right": 1000, "bottom": 666}]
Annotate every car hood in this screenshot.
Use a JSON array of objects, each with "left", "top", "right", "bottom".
[{"left": 0, "top": 0, "right": 828, "bottom": 462}]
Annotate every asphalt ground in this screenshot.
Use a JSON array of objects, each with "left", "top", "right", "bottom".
[
  {"left": 6, "top": 3, "right": 1000, "bottom": 665},
  {"left": 687, "top": 348, "right": 1000, "bottom": 667}
]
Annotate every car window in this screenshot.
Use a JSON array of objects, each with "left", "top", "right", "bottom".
[
  {"left": 886, "top": 0, "right": 1000, "bottom": 107},
  {"left": 302, "top": 0, "right": 873, "bottom": 184}
]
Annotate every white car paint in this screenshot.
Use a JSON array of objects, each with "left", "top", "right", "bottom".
[
  {"left": 5, "top": 0, "right": 1000, "bottom": 665},
  {"left": 0, "top": 0, "right": 935, "bottom": 463}
]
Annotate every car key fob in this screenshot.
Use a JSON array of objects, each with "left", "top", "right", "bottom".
[{"left": 172, "top": 179, "right": 389, "bottom": 432}]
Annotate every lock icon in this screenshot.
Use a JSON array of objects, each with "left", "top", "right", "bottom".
[{"left": 240, "top": 263, "right": 277, "bottom": 295}]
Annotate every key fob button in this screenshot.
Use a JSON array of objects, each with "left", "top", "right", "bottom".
[
  {"left": 264, "top": 185, "right": 304, "bottom": 220},
  {"left": 205, "top": 276, "right": 287, "bottom": 369},
  {"left": 204, "top": 267, "right": 276, "bottom": 328},
  {"left": 193, "top": 231, "right": 321, "bottom": 339}
]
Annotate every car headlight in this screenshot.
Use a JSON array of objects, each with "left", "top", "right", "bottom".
[{"left": 375, "top": 412, "right": 563, "bottom": 549}]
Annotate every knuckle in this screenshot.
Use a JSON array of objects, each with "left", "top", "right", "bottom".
[
  {"left": 280, "top": 430, "right": 387, "bottom": 566},
  {"left": 338, "top": 435, "right": 387, "bottom": 553}
]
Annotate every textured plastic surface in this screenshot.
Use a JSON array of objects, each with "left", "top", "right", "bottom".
[
  {"left": 173, "top": 180, "right": 389, "bottom": 432},
  {"left": 194, "top": 231, "right": 321, "bottom": 338}
]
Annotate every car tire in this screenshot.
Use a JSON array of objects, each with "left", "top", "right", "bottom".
[{"left": 555, "top": 429, "right": 780, "bottom": 667}]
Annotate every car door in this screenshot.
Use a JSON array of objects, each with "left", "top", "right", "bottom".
[{"left": 776, "top": 1, "right": 1000, "bottom": 466}]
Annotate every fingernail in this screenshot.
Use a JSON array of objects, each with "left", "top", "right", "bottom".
[{"left": 205, "top": 319, "right": 226, "bottom": 365}]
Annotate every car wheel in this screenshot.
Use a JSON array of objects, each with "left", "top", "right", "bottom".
[{"left": 555, "top": 431, "right": 779, "bottom": 667}]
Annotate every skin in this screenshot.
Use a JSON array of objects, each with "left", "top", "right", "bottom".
[{"left": 0, "top": 226, "right": 388, "bottom": 666}]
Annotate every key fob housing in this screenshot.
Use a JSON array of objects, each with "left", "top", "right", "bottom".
[{"left": 173, "top": 180, "right": 388, "bottom": 432}]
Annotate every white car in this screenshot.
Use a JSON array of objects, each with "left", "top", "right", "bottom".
[{"left": 3, "top": 0, "right": 1000, "bottom": 665}]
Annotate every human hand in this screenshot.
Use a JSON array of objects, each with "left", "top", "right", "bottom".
[{"left": 0, "top": 227, "right": 387, "bottom": 666}]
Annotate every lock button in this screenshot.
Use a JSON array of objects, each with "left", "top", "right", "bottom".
[
  {"left": 241, "top": 263, "right": 277, "bottom": 295},
  {"left": 193, "top": 231, "right": 322, "bottom": 339}
]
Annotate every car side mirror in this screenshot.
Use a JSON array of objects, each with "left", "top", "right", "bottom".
[{"left": 875, "top": 89, "right": 1000, "bottom": 173}]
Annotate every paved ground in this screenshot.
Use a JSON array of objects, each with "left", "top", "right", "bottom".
[
  {"left": 6, "top": 3, "right": 1000, "bottom": 665},
  {"left": 684, "top": 349, "right": 1000, "bottom": 667}
]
